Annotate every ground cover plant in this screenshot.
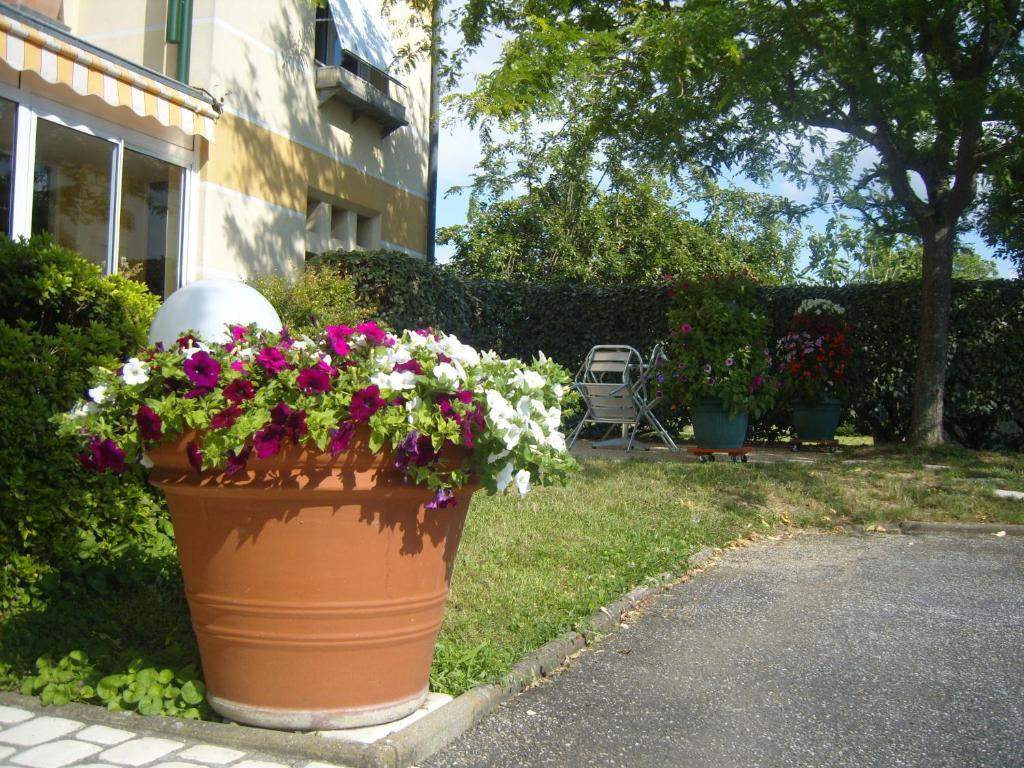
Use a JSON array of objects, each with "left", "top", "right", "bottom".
[{"left": 3, "top": 444, "right": 1021, "bottom": 710}]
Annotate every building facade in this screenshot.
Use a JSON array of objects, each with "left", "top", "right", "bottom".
[{"left": 0, "top": 0, "right": 433, "bottom": 296}]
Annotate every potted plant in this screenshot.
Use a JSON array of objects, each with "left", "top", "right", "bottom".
[
  {"left": 664, "top": 274, "right": 776, "bottom": 449},
  {"left": 58, "top": 322, "right": 576, "bottom": 730},
  {"left": 777, "top": 298, "right": 853, "bottom": 442}
]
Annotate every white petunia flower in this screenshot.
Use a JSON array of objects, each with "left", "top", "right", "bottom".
[
  {"left": 495, "top": 462, "right": 515, "bottom": 492},
  {"left": 548, "top": 431, "right": 567, "bottom": 451},
  {"left": 553, "top": 383, "right": 564, "bottom": 400},
  {"left": 139, "top": 453, "right": 154, "bottom": 469},
  {"left": 514, "top": 369, "right": 546, "bottom": 391},
  {"left": 88, "top": 384, "right": 108, "bottom": 404},
  {"left": 433, "top": 361, "right": 466, "bottom": 387},
  {"left": 371, "top": 370, "right": 418, "bottom": 392},
  {"left": 514, "top": 469, "right": 531, "bottom": 495},
  {"left": 121, "top": 357, "right": 149, "bottom": 386},
  {"left": 500, "top": 421, "right": 523, "bottom": 450},
  {"left": 487, "top": 448, "right": 510, "bottom": 464},
  {"left": 182, "top": 342, "right": 210, "bottom": 359},
  {"left": 70, "top": 401, "right": 98, "bottom": 419}
]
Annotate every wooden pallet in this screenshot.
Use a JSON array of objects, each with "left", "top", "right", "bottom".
[
  {"left": 789, "top": 439, "right": 839, "bottom": 453},
  {"left": 687, "top": 446, "right": 752, "bottom": 463}
]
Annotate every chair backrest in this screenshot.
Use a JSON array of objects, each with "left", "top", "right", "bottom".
[{"left": 577, "top": 345, "right": 644, "bottom": 384}]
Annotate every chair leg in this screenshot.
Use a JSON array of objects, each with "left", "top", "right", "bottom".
[
  {"left": 640, "top": 407, "right": 678, "bottom": 451},
  {"left": 567, "top": 413, "right": 590, "bottom": 450}
]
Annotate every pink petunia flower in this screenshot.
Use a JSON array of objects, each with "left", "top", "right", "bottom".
[
  {"left": 325, "top": 325, "right": 355, "bottom": 357},
  {"left": 357, "top": 321, "right": 392, "bottom": 346},
  {"left": 256, "top": 346, "right": 291, "bottom": 376},
  {"left": 297, "top": 365, "right": 332, "bottom": 394}
]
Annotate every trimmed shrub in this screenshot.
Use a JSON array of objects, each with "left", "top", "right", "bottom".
[
  {"left": 0, "top": 236, "right": 161, "bottom": 612},
  {"left": 249, "top": 264, "right": 375, "bottom": 335},
  {"left": 318, "top": 250, "right": 1022, "bottom": 448},
  {"left": 311, "top": 250, "right": 476, "bottom": 338}
]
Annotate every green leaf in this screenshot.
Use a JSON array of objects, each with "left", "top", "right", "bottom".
[{"left": 180, "top": 680, "right": 204, "bottom": 705}]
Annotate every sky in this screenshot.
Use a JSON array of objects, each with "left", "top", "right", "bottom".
[{"left": 434, "top": 32, "right": 1018, "bottom": 279}]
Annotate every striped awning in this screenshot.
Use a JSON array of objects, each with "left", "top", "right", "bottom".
[{"left": 0, "top": 12, "right": 217, "bottom": 143}]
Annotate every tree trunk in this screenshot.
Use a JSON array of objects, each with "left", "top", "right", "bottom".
[{"left": 909, "top": 226, "right": 955, "bottom": 446}]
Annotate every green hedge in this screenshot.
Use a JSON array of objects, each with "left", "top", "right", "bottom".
[
  {"left": 0, "top": 237, "right": 162, "bottom": 612},
  {"left": 324, "top": 249, "right": 1022, "bottom": 449}
]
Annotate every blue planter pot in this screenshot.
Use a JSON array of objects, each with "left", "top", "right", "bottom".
[
  {"left": 691, "top": 397, "right": 748, "bottom": 449},
  {"left": 792, "top": 396, "right": 842, "bottom": 441}
]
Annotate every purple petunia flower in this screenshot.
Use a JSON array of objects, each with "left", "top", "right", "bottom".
[
  {"left": 256, "top": 346, "right": 291, "bottom": 376},
  {"left": 225, "top": 445, "right": 252, "bottom": 477},
  {"left": 329, "top": 421, "right": 357, "bottom": 457},
  {"left": 135, "top": 404, "right": 163, "bottom": 441},
  {"left": 680, "top": 323, "right": 693, "bottom": 334},
  {"left": 78, "top": 436, "right": 127, "bottom": 474},
  {"left": 725, "top": 357, "right": 734, "bottom": 367},
  {"left": 426, "top": 487, "right": 457, "bottom": 510},
  {"left": 187, "top": 441, "right": 203, "bottom": 473},
  {"left": 270, "top": 402, "right": 308, "bottom": 439},
  {"left": 707, "top": 377, "right": 715, "bottom": 385},
  {"left": 297, "top": 365, "right": 333, "bottom": 394},
  {"left": 395, "top": 431, "right": 437, "bottom": 472},
  {"left": 753, "top": 375, "right": 764, "bottom": 388},
  {"left": 223, "top": 378, "right": 255, "bottom": 403},
  {"left": 704, "top": 364, "right": 712, "bottom": 374},
  {"left": 176, "top": 334, "right": 200, "bottom": 350},
  {"left": 325, "top": 325, "right": 355, "bottom": 357},
  {"left": 184, "top": 351, "right": 221, "bottom": 389},
  {"left": 393, "top": 359, "right": 424, "bottom": 375},
  {"left": 253, "top": 425, "right": 285, "bottom": 458},
  {"left": 211, "top": 404, "right": 242, "bottom": 430},
  {"left": 350, "top": 385, "right": 386, "bottom": 421}
]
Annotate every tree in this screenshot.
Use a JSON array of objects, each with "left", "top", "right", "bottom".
[
  {"left": 808, "top": 226, "right": 1000, "bottom": 284},
  {"left": 444, "top": 0, "right": 1024, "bottom": 445},
  {"left": 440, "top": 153, "right": 803, "bottom": 283}
]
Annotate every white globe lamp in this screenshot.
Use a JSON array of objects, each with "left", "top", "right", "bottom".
[{"left": 148, "top": 279, "right": 283, "bottom": 347}]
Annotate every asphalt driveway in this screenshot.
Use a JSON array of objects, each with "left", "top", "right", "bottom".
[{"left": 424, "top": 532, "right": 1024, "bottom": 768}]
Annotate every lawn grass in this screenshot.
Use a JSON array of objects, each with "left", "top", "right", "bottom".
[
  {"left": 2, "top": 444, "right": 1021, "bottom": 710},
  {"left": 431, "top": 444, "right": 1023, "bottom": 693}
]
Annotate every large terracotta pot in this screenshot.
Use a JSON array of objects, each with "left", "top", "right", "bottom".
[{"left": 148, "top": 429, "right": 476, "bottom": 731}]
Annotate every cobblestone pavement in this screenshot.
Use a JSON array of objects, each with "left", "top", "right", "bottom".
[{"left": 0, "top": 703, "right": 348, "bottom": 768}]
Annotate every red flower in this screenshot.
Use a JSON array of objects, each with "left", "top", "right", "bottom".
[
  {"left": 211, "top": 404, "right": 242, "bottom": 430},
  {"left": 223, "top": 378, "right": 255, "bottom": 403},
  {"left": 135, "top": 404, "right": 163, "bottom": 441}
]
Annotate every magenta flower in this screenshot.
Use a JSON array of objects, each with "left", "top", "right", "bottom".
[
  {"left": 753, "top": 375, "right": 764, "bottom": 388},
  {"left": 725, "top": 357, "right": 734, "bottom": 367},
  {"left": 230, "top": 360, "right": 246, "bottom": 373},
  {"left": 184, "top": 351, "right": 221, "bottom": 389},
  {"left": 229, "top": 324, "right": 249, "bottom": 342},
  {"left": 224, "top": 445, "right": 252, "bottom": 477},
  {"left": 425, "top": 488, "right": 457, "bottom": 510},
  {"left": 270, "top": 402, "right": 308, "bottom": 439},
  {"left": 223, "top": 378, "right": 255, "bottom": 404},
  {"left": 350, "top": 385, "right": 386, "bottom": 421},
  {"left": 325, "top": 325, "right": 355, "bottom": 357},
  {"left": 297, "top": 365, "right": 333, "bottom": 394},
  {"left": 135, "top": 404, "right": 163, "bottom": 441},
  {"left": 356, "top": 321, "right": 392, "bottom": 346},
  {"left": 253, "top": 425, "right": 285, "bottom": 458},
  {"left": 187, "top": 441, "right": 203, "bottom": 473},
  {"left": 707, "top": 377, "right": 715, "bottom": 385},
  {"left": 78, "top": 436, "right": 127, "bottom": 474},
  {"left": 393, "top": 359, "right": 423, "bottom": 375},
  {"left": 395, "top": 431, "right": 437, "bottom": 472},
  {"left": 329, "top": 421, "right": 357, "bottom": 457},
  {"left": 211, "top": 404, "right": 242, "bottom": 430},
  {"left": 176, "top": 334, "right": 200, "bottom": 349},
  {"left": 256, "top": 346, "right": 291, "bottom": 376},
  {"left": 680, "top": 323, "right": 693, "bottom": 334}
]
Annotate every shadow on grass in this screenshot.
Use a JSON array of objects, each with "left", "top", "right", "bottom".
[{"left": 0, "top": 545, "right": 199, "bottom": 681}]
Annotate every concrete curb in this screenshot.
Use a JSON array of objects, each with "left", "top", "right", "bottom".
[
  {"left": 379, "top": 545, "right": 719, "bottom": 766},
  {"left": 0, "top": 546, "right": 721, "bottom": 768},
  {"left": 898, "top": 521, "right": 1024, "bottom": 537}
]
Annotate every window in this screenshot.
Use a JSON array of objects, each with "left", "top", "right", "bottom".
[
  {"left": 0, "top": 91, "right": 190, "bottom": 297},
  {"left": 0, "top": 98, "right": 15, "bottom": 237},
  {"left": 119, "top": 149, "right": 184, "bottom": 297},
  {"left": 314, "top": 7, "right": 390, "bottom": 97},
  {"left": 32, "top": 118, "right": 116, "bottom": 270}
]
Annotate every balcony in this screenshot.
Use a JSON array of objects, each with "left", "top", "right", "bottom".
[{"left": 315, "top": 65, "right": 408, "bottom": 138}]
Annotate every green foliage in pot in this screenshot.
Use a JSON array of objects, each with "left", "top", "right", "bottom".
[
  {"left": 776, "top": 298, "right": 854, "bottom": 404},
  {"left": 663, "top": 274, "right": 776, "bottom": 418},
  {"left": 57, "top": 322, "right": 577, "bottom": 503}
]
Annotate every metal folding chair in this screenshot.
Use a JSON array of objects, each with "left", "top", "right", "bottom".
[{"left": 567, "top": 345, "right": 678, "bottom": 451}]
